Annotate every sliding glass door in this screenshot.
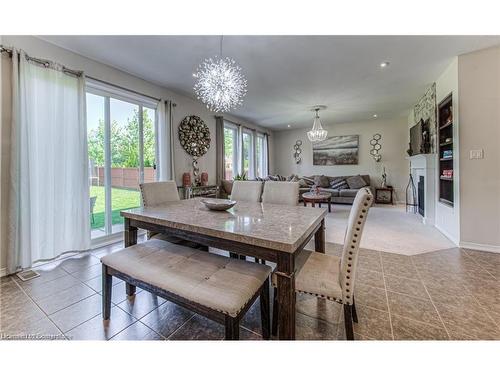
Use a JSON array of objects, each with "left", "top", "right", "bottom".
[{"left": 87, "top": 89, "right": 156, "bottom": 240}]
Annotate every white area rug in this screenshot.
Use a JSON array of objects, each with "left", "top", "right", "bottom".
[{"left": 325, "top": 204, "right": 455, "bottom": 255}]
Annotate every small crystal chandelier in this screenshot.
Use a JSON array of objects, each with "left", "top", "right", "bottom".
[
  {"left": 193, "top": 36, "right": 247, "bottom": 112},
  {"left": 307, "top": 106, "right": 328, "bottom": 142}
]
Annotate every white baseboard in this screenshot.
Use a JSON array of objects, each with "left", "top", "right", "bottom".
[
  {"left": 435, "top": 224, "right": 459, "bottom": 246},
  {"left": 0, "top": 267, "right": 7, "bottom": 277},
  {"left": 459, "top": 241, "right": 500, "bottom": 254}
]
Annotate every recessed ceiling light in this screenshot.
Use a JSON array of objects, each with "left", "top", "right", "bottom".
[
  {"left": 373, "top": 114, "right": 378, "bottom": 118},
  {"left": 380, "top": 61, "right": 390, "bottom": 68},
  {"left": 287, "top": 124, "right": 291, "bottom": 128}
]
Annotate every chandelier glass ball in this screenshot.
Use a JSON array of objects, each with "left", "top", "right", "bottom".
[
  {"left": 307, "top": 109, "right": 328, "bottom": 142},
  {"left": 193, "top": 56, "right": 247, "bottom": 113}
]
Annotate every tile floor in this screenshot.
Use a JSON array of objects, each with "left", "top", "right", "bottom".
[{"left": 1, "top": 239, "right": 499, "bottom": 340}]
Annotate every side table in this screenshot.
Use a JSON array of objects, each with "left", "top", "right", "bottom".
[
  {"left": 302, "top": 192, "right": 332, "bottom": 213},
  {"left": 375, "top": 187, "right": 394, "bottom": 204},
  {"left": 178, "top": 185, "right": 220, "bottom": 200}
]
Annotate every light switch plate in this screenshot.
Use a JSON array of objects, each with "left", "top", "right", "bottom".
[{"left": 469, "top": 149, "right": 484, "bottom": 159}]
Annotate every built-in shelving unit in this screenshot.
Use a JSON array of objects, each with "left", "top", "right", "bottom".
[{"left": 437, "top": 93, "right": 454, "bottom": 207}]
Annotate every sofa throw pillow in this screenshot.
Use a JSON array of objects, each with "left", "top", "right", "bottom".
[
  {"left": 314, "top": 175, "right": 330, "bottom": 188},
  {"left": 346, "top": 175, "right": 368, "bottom": 189},
  {"left": 302, "top": 176, "right": 315, "bottom": 186},
  {"left": 330, "top": 178, "right": 349, "bottom": 190},
  {"left": 297, "top": 178, "right": 309, "bottom": 187}
]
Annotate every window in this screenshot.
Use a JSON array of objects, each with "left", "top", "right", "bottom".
[
  {"left": 242, "top": 129, "right": 254, "bottom": 179},
  {"left": 223, "top": 122, "right": 269, "bottom": 180},
  {"left": 256, "top": 133, "right": 268, "bottom": 178},
  {"left": 223, "top": 123, "right": 238, "bottom": 179},
  {"left": 86, "top": 80, "right": 157, "bottom": 239}
]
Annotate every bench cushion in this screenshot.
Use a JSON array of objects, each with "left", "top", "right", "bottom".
[{"left": 101, "top": 239, "right": 272, "bottom": 317}]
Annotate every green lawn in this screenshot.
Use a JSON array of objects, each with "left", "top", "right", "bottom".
[{"left": 90, "top": 186, "right": 141, "bottom": 229}]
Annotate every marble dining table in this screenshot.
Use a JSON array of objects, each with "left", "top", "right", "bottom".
[{"left": 120, "top": 197, "right": 327, "bottom": 340}]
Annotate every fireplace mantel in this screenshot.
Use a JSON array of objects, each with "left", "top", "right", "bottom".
[{"left": 407, "top": 154, "right": 436, "bottom": 225}]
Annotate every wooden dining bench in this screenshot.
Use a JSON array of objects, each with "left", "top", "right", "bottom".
[{"left": 100, "top": 239, "right": 271, "bottom": 340}]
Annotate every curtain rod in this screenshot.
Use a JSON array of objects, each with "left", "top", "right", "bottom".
[
  {"left": 1, "top": 45, "right": 172, "bottom": 105},
  {"left": 86, "top": 76, "right": 163, "bottom": 103},
  {"left": 218, "top": 116, "right": 270, "bottom": 136},
  {"left": 1, "top": 45, "right": 83, "bottom": 77}
]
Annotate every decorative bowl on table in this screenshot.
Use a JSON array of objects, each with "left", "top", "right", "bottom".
[{"left": 200, "top": 198, "right": 236, "bottom": 211}]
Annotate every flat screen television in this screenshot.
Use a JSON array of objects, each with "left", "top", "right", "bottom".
[{"left": 410, "top": 121, "right": 423, "bottom": 155}]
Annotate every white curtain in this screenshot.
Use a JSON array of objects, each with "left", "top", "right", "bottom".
[
  {"left": 7, "top": 50, "right": 90, "bottom": 273},
  {"left": 236, "top": 124, "right": 243, "bottom": 177},
  {"left": 263, "top": 133, "right": 269, "bottom": 177},
  {"left": 156, "top": 99, "right": 175, "bottom": 181}
]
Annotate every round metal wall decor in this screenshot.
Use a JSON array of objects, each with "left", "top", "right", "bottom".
[
  {"left": 370, "top": 133, "right": 382, "bottom": 162},
  {"left": 293, "top": 140, "right": 303, "bottom": 164},
  {"left": 178, "top": 115, "right": 211, "bottom": 157}
]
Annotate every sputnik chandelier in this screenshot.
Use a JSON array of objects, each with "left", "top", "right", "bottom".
[{"left": 193, "top": 36, "right": 247, "bottom": 113}]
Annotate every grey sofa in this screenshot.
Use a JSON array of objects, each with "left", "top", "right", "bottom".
[
  {"left": 304, "top": 175, "right": 371, "bottom": 204},
  {"left": 220, "top": 174, "right": 371, "bottom": 205}
]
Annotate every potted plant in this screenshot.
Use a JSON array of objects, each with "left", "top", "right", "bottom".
[{"left": 234, "top": 172, "right": 248, "bottom": 181}]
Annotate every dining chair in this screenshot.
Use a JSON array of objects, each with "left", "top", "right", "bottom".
[
  {"left": 140, "top": 181, "right": 180, "bottom": 206},
  {"left": 271, "top": 187, "right": 373, "bottom": 340},
  {"left": 229, "top": 181, "right": 264, "bottom": 261},
  {"left": 231, "top": 180, "right": 263, "bottom": 202},
  {"left": 139, "top": 181, "right": 206, "bottom": 250},
  {"left": 261, "top": 181, "right": 299, "bottom": 206}
]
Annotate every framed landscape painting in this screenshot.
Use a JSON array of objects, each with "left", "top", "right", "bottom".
[{"left": 312, "top": 135, "right": 359, "bottom": 165}]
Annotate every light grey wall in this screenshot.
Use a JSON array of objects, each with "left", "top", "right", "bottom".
[
  {"left": 0, "top": 35, "right": 274, "bottom": 273},
  {"left": 458, "top": 46, "right": 500, "bottom": 250},
  {"left": 273, "top": 117, "right": 409, "bottom": 201}
]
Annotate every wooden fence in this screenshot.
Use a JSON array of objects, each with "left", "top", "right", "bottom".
[{"left": 92, "top": 167, "right": 156, "bottom": 189}]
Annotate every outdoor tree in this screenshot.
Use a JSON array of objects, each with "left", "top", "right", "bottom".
[{"left": 87, "top": 108, "right": 155, "bottom": 168}]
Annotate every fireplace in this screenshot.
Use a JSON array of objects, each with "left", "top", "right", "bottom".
[
  {"left": 418, "top": 176, "right": 425, "bottom": 216},
  {"left": 408, "top": 154, "right": 436, "bottom": 225}
]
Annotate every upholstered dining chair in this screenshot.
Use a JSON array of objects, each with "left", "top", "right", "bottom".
[
  {"left": 139, "top": 181, "right": 206, "bottom": 250},
  {"left": 271, "top": 187, "right": 373, "bottom": 340},
  {"left": 229, "top": 180, "right": 264, "bottom": 261},
  {"left": 140, "top": 180, "right": 180, "bottom": 206},
  {"left": 231, "top": 180, "right": 263, "bottom": 202},
  {"left": 261, "top": 181, "right": 299, "bottom": 206}
]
